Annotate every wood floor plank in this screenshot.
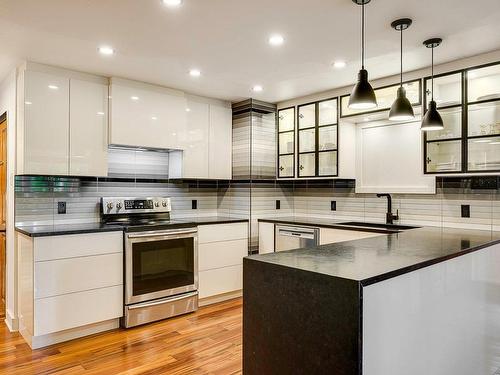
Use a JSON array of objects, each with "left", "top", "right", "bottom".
[{"left": 0, "top": 298, "right": 243, "bottom": 374}]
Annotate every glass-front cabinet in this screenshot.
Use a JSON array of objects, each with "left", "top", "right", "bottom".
[
  {"left": 424, "top": 61, "right": 500, "bottom": 174},
  {"left": 297, "top": 98, "right": 338, "bottom": 177},
  {"left": 277, "top": 107, "right": 295, "bottom": 178}
]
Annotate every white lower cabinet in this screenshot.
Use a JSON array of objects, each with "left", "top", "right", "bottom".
[
  {"left": 17, "top": 231, "right": 123, "bottom": 348},
  {"left": 258, "top": 222, "right": 275, "bottom": 254},
  {"left": 319, "top": 228, "right": 384, "bottom": 245},
  {"left": 197, "top": 222, "right": 248, "bottom": 304}
]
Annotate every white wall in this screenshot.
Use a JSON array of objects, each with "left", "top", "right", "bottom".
[{"left": 0, "top": 67, "right": 18, "bottom": 331}]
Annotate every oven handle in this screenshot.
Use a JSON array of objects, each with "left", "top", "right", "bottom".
[
  {"left": 127, "top": 291, "right": 198, "bottom": 310},
  {"left": 127, "top": 228, "right": 198, "bottom": 238}
]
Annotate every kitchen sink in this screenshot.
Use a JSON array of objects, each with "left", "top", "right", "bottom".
[{"left": 339, "top": 222, "right": 420, "bottom": 231}]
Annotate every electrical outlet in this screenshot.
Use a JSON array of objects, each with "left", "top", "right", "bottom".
[
  {"left": 331, "top": 201, "right": 336, "bottom": 211},
  {"left": 276, "top": 200, "right": 281, "bottom": 210},
  {"left": 57, "top": 201, "right": 66, "bottom": 214},
  {"left": 461, "top": 204, "right": 470, "bottom": 218},
  {"left": 192, "top": 200, "right": 198, "bottom": 210}
]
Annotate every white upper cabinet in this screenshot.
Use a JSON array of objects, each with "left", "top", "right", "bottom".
[
  {"left": 70, "top": 79, "right": 108, "bottom": 176},
  {"left": 23, "top": 70, "right": 70, "bottom": 175},
  {"left": 181, "top": 97, "right": 210, "bottom": 178},
  {"left": 209, "top": 102, "right": 232, "bottom": 179},
  {"left": 18, "top": 63, "right": 109, "bottom": 176},
  {"left": 109, "top": 78, "right": 187, "bottom": 150}
]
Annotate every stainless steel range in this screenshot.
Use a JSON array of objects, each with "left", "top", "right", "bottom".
[{"left": 101, "top": 197, "right": 198, "bottom": 328}]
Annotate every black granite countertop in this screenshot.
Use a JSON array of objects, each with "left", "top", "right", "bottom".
[
  {"left": 15, "top": 216, "right": 249, "bottom": 237},
  {"left": 258, "top": 216, "right": 400, "bottom": 234},
  {"left": 247, "top": 225, "right": 500, "bottom": 285},
  {"left": 15, "top": 223, "right": 125, "bottom": 237}
]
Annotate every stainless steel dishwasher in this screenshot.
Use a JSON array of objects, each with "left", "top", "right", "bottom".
[{"left": 275, "top": 225, "right": 320, "bottom": 252}]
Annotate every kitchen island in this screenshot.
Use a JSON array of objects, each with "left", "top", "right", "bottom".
[{"left": 243, "top": 226, "right": 500, "bottom": 375}]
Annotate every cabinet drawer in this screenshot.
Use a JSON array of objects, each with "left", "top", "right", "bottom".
[
  {"left": 198, "top": 223, "right": 248, "bottom": 244},
  {"left": 34, "top": 232, "right": 123, "bottom": 261},
  {"left": 34, "top": 285, "right": 123, "bottom": 336},
  {"left": 35, "top": 253, "right": 123, "bottom": 299},
  {"left": 199, "top": 239, "right": 247, "bottom": 271},
  {"left": 198, "top": 265, "right": 242, "bottom": 299}
]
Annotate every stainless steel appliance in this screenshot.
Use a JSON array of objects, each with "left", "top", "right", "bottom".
[
  {"left": 275, "top": 225, "right": 320, "bottom": 252},
  {"left": 101, "top": 197, "right": 198, "bottom": 328}
]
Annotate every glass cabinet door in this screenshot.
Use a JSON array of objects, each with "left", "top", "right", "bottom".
[
  {"left": 318, "top": 99, "right": 337, "bottom": 126},
  {"left": 467, "top": 64, "right": 500, "bottom": 103},
  {"left": 468, "top": 136, "right": 500, "bottom": 171},
  {"left": 278, "top": 155, "right": 294, "bottom": 177},
  {"left": 318, "top": 126, "right": 337, "bottom": 150},
  {"left": 318, "top": 151, "right": 337, "bottom": 176},
  {"left": 426, "top": 107, "right": 462, "bottom": 141},
  {"left": 298, "top": 128, "right": 315, "bottom": 153},
  {"left": 425, "top": 72, "right": 462, "bottom": 108},
  {"left": 298, "top": 103, "right": 315, "bottom": 129},
  {"left": 277, "top": 107, "right": 295, "bottom": 178},
  {"left": 426, "top": 140, "right": 462, "bottom": 173},
  {"left": 299, "top": 153, "right": 315, "bottom": 177},
  {"left": 468, "top": 101, "right": 500, "bottom": 137}
]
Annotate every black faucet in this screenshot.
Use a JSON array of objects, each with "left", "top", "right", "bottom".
[{"left": 376, "top": 193, "right": 399, "bottom": 225}]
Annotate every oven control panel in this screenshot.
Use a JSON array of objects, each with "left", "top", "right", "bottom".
[{"left": 101, "top": 197, "right": 171, "bottom": 214}]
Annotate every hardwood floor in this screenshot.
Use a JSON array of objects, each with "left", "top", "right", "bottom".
[{"left": 0, "top": 298, "right": 243, "bottom": 375}]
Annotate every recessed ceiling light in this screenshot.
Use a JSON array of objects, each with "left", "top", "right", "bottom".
[
  {"left": 268, "top": 34, "right": 284, "bottom": 46},
  {"left": 333, "top": 60, "right": 347, "bottom": 69},
  {"left": 151, "top": 116, "right": 158, "bottom": 120},
  {"left": 131, "top": 96, "right": 139, "bottom": 101},
  {"left": 162, "top": 0, "right": 182, "bottom": 7},
  {"left": 189, "top": 69, "right": 201, "bottom": 77},
  {"left": 48, "top": 85, "right": 59, "bottom": 90},
  {"left": 25, "top": 101, "right": 32, "bottom": 105},
  {"left": 252, "top": 85, "right": 263, "bottom": 92},
  {"left": 186, "top": 108, "right": 191, "bottom": 112},
  {"left": 97, "top": 111, "right": 105, "bottom": 115},
  {"left": 98, "top": 46, "right": 115, "bottom": 55}
]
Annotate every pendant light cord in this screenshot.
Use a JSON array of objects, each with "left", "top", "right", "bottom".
[
  {"left": 361, "top": 1, "right": 365, "bottom": 69},
  {"left": 431, "top": 46, "right": 434, "bottom": 101},
  {"left": 400, "top": 28, "right": 403, "bottom": 87}
]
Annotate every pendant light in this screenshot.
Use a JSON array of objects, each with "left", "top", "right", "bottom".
[
  {"left": 421, "top": 38, "right": 444, "bottom": 131},
  {"left": 389, "top": 18, "right": 414, "bottom": 121},
  {"left": 348, "top": 0, "right": 377, "bottom": 110}
]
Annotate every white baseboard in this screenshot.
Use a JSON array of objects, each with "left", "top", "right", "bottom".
[
  {"left": 21, "top": 318, "right": 120, "bottom": 349},
  {"left": 4, "top": 309, "right": 19, "bottom": 332},
  {"left": 199, "top": 290, "right": 242, "bottom": 307}
]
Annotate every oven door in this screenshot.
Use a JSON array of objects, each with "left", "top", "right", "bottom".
[{"left": 125, "top": 228, "right": 198, "bottom": 305}]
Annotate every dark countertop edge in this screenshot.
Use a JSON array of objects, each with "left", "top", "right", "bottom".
[
  {"left": 15, "top": 218, "right": 249, "bottom": 237},
  {"left": 195, "top": 218, "right": 249, "bottom": 226},
  {"left": 15, "top": 226, "right": 124, "bottom": 238},
  {"left": 359, "top": 238, "right": 500, "bottom": 286},
  {"left": 257, "top": 218, "right": 398, "bottom": 235}
]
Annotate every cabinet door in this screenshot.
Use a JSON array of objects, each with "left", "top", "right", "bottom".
[
  {"left": 24, "top": 70, "right": 69, "bottom": 175},
  {"left": 182, "top": 98, "right": 209, "bottom": 178},
  {"left": 209, "top": 103, "right": 232, "bottom": 179},
  {"left": 70, "top": 79, "right": 108, "bottom": 176},
  {"left": 109, "top": 79, "right": 186, "bottom": 150}
]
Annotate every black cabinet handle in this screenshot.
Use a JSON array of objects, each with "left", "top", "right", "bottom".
[
  {"left": 279, "top": 166, "right": 284, "bottom": 171},
  {"left": 299, "top": 165, "right": 304, "bottom": 170}
]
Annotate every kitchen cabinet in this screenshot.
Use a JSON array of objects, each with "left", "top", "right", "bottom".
[
  {"left": 297, "top": 98, "right": 338, "bottom": 178},
  {"left": 17, "top": 63, "right": 109, "bottom": 176},
  {"left": 258, "top": 221, "right": 275, "bottom": 254},
  {"left": 22, "top": 69, "right": 70, "bottom": 175},
  {"left": 170, "top": 98, "right": 232, "bottom": 179},
  {"left": 277, "top": 107, "right": 295, "bottom": 178},
  {"left": 424, "top": 61, "right": 500, "bottom": 174},
  {"left": 208, "top": 102, "right": 232, "bottom": 179},
  {"left": 109, "top": 77, "right": 187, "bottom": 150},
  {"left": 70, "top": 79, "right": 108, "bottom": 176},
  {"left": 17, "top": 231, "right": 123, "bottom": 349},
  {"left": 197, "top": 222, "right": 248, "bottom": 305}
]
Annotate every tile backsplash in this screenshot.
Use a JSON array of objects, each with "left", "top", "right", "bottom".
[{"left": 14, "top": 148, "right": 500, "bottom": 248}]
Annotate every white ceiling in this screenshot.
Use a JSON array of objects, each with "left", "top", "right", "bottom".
[{"left": 0, "top": 0, "right": 499, "bottom": 103}]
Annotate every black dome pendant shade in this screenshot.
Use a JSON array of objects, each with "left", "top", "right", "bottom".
[
  {"left": 421, "top": 38, "right": 444, "bottom": 131},
  {"left": 349, "top": 0, "right": 377, "bottom": 110},
  {"left": 389, "top": 18, "right": 414, "bottom": 121}
]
